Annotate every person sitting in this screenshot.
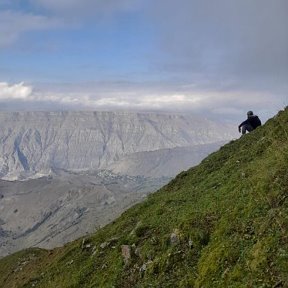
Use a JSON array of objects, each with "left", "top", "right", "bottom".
[{"left": 238, "top": 111, "right": 261, "bottom": 135}]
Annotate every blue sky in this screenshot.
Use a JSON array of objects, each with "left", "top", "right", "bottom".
[
  {"left": 0, "top": 0, "right": 287, "bottom": 121},
  {"left": 1, "top": 2, "right": 154, "bottom": 81}
]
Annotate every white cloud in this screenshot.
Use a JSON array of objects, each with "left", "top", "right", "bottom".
[
  {"left": 0, "top": 10, "right": 65, "bottom": 47},
  {"left": 0, "top": 82, "right": 33, "bottom": 99},
  {"left": 0, "top": 81, "right": 284, "bottom": 123}
]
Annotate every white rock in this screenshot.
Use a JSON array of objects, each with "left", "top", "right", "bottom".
[{"left": 0, "top": 111, "right": 236, "bottom": 180}]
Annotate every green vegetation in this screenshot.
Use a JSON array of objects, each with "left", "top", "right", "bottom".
[{"left": 1, "top": 108, "right": 288, "bottom": 288}]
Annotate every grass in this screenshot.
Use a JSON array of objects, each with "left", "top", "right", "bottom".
[{"left": 0, "top": 107, "right": 288, "bottom": 287}]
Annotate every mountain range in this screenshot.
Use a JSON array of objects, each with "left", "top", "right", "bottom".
[
  {"left": 0, "top": 111, "right": 236, "bottom": 180},
  {"left": 0, "top": 111, "right": 236, "bottom": 257}
]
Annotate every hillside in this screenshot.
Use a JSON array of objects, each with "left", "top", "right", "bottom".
[{"left": 0, "top": 108, "right": 287, "bottom": 287}]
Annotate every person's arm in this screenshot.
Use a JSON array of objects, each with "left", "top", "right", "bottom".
[{"left": 238, "top": 119, "right": 248, "bottom": 132}]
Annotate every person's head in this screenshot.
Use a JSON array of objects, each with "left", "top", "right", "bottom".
[{"left": 247, "top": 111, "right": 254, "bottom": 118}]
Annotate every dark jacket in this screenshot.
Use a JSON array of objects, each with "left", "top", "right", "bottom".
[{"left": 239, "top": 115, "right": 262, "bottom": 129}]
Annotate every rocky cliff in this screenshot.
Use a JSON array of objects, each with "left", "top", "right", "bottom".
[{"left": 0, "top": 111, "right": 236, "bottom": 179}]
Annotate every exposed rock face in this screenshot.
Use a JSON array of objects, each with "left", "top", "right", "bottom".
[{"left": 0, "top": 111, "right": 237, "bottom": 180}]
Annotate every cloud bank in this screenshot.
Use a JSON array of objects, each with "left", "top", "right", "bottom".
[
  {"left": 0, "top": 82, "right": 33, "bottom": 99},
  {"left": 0, "top": 82, "right": 284, "bottom": 122},
  {"left": 147, "top": 0, "right": 288, "bottom": 86}
]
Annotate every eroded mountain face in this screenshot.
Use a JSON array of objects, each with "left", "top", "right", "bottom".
[{"left": 0, "top": 111, "right": 236, "bottom": 180}]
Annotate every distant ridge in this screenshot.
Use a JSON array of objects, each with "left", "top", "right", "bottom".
[{"left": 0, "top": 111, "right": 236, "bottom": 180}]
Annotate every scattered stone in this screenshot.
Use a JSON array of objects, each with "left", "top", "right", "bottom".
[
  {"left": 100, "top": 242, "right": 109, "bottom": 249},
  {"left": 21, "top": 261, "right": 28, "bottom": 266},
  {"left": 121, "top": 245, "right": 131, "bottom": 264},
  {"left": 101, "top": 263, "right": 108, "bottom": 270},
  {"left": 244, "top": 234, "right": 252, "bottom": 240},
  {"left": 81, "top": 238, "right": 87, "bottom": 249},
  {"left": 81, "top": 239, "right": 93, "bottom": 251},
  {"left": 140, "top": 263, "right": 147, "bottom": 273},
  {"left": 67, "top": 260, "right": 74, "bottom": 265},
  {"left": 108, "top": 237, "right": 119, "bottom": 245},
  {"left": 139, "top": 260, "right": 152, "bottom": 274},
  {"left": 150, "top": 236, "right": 158, "bottom": 245},
  {"left": 135, "top": 247, "right": 141, "bottom": 257},
  {"left": 170, "top": 229, "right": 181, "bottom": 245},
  {"left": 131, "top": 243, "right": 141, "bottom": 257},
  {"left": 91, "top": 245, "right": 97, "bottom": 254},
  {"left": 99, "top": 237, "right": 119, "bottom": 250}
]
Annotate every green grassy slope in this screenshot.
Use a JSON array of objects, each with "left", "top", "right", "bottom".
[{"left": 1, "top": 108, "right": 288, "bottom": 288}]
